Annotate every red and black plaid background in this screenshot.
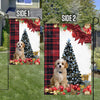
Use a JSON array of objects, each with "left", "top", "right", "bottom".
[
  {"left": 9, "top": 19, "right": 19, "bottom": 60},
  {"left": 44, "top": 24, "right": 59, "bottom": 87}
]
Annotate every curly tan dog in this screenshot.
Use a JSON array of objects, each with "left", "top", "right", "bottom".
[
  {"left": 50, "top": 59, "right": 68, "bottom": 89},
  {"left": 13, "top": 41, "right": 25, "bottom": 60}
]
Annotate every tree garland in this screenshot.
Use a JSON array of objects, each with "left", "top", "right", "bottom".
[{"left": 16, "top": 18, "right": 40, "bottom": 32}]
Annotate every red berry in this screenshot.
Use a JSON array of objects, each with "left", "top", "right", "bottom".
[
  {"left": 63, "top": 29, "right": 66, "bottom": 32},
  {"left": 71, "top": 84, "right": 74, "bottom": 89},
  {"left": 83, "top": 88, "right": 88, "bottom": 93},
  {"left": 73, "top": 85, "right": 77, "bottom": 90},
  {"left": 37, "top": 58, "right": 40, "bottom": 62},
  {"left": 66, "top": 87, "right": 71, "bottom": 92},
  {"left": 77, "top": 87, "right": 81, "bottom": 91},
  {"left": 23, "top": 60, "right": 27, "bottom": 63},
  {"left": 62, "top": 24, "right": 66, "bottom": 27},
  {"left": 62, "top": 92, "right": 66, "bottom": 95},
  {"left": 30, "top": 60, "right": 33, "bottom": 62},
  {"left": 89, "top": 89, "right": 92, "bottom": 94},
  {"left": 28, "top": 58, "right": 31, "bottom": 61},
  {"left": 87, "top": 85, "right": 91, "bottom": 90},
  {"left": 34, "top": 59, "right": 40, "bottom": 64},
  {"left": 37, "top": 60, "right": 40, "bottom": 64},
  {"left": 20, "top": 63, "right": 23, "bottom": 65},
  {"left": 59, "top": 86, "right": 64, "bottom": 92},
  {"left": 19, "top": 59, "right": 22, "bottom": 62},
  {"left": 77, "top": 92, "right": 80, "bottom": 95},
  {"left": 52, "top": 87, "right": 57, "bottom": 91},
  {"left": 30, "top": 58, "right": 32, "bottom": 60},
  {"left": 14, "top": 59, "right": 18, "bottom": 62},
  {"left": 34, "top": 20, "right": 40, "bottom": 26}
]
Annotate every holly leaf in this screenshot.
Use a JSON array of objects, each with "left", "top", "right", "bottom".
[
  {"left": 63, "top": 90, "right": 67, "bottom": 94},
  {"left": 63, "top": 26, "right": 67, "bottom": 30},
  {"left": 63, "top": 90, "right": 71, "bottom": 95},
  {"left": 57, "top": 91, "right": 62, "bottom": 95}
]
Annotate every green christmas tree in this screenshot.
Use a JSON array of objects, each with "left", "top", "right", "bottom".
[
  {"left": 21, "top": 30, "right": 34, "bottom": 58},
  {"left": 62, "top": 40, "right": 83, "bottom": 85}
]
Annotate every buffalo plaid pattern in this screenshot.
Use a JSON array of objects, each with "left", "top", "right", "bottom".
[
  {"left": 44, "top": 24, "right": 59, "bottom": 87},
  {"left": 9, "top": 19, "right": 19, "bottom": 60}
]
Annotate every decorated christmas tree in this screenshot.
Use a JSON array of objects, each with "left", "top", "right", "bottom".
[
  {"left": 62, "top": 40, "right": 83, "bottom": 85},
  {"left": 21, "top": 30, "right": 34, "bottom": 58}
]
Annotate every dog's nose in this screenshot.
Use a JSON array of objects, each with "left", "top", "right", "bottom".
[{"left": 59, "top": 65, "right": 61, "bottom": 68}]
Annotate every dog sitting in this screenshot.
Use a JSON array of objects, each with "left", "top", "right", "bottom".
[
  {"left": 50, "top": 59, "right": 68, "bottom": 89},
  {"left": 13, "top": 41, "right": 25, "bottom": 60}
]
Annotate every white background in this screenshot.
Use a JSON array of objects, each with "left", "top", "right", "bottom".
[
  {"left": 19, "top": 22, "right": 40, "bottom": 55},
  {"left": 60, "top": 28, "right": 91, "bottom": 81}
]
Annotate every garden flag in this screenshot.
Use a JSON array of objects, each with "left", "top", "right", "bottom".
[
  {"left": 44, "top": 24, "right": 92, "bottom": 95},
  {"left": 9, "top": 19, "right": 40, "bottom": 65}
]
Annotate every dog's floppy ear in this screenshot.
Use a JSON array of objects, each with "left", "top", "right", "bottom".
[
  {"left": 54, "top": 62, "right": 56, "bottom": 68},
  {"left": 22, "top": 42, "right": 25, "bottom": 48},
  {"left": 16, "top": 42, "right": 18, "bottom": 47},
  {"left": 54, "top": 60, "right": 57, "bottom": 68},
  {"left": 65, "top": 61, "right": 68, "bottom": 68}
]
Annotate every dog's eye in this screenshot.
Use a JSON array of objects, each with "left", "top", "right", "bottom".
[
  {"left": 62, "top": 63, "right": 64, "bottom": 65},
  {"left": 57, "top": 63, "right": 59, "bottom": 65}
]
